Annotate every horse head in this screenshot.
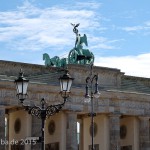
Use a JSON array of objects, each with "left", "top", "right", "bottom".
[
  {"left": 43, "top": 53, "right": 52, "bottom": 66},
  {"left": 43, "top": 53, "right": 50, "bottom": 60}
]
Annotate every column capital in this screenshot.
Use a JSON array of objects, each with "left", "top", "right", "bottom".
[
  {"left": 65, "top": 111, "right": 78, "bottom": 115},
  {"left": 138, "top": 116, "right": 150, "bottom": 121},
  {"left": 108, "top": 112, "right": 121, "bottom": 118}
]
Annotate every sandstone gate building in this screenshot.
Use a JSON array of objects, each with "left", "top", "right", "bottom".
[{"left": 0, "top": 60, "right": 150, "bottom": 150}]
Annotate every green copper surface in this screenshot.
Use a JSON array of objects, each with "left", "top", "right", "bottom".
[{"left": 43, "top": 24, "right": 94, "bottom": 67}]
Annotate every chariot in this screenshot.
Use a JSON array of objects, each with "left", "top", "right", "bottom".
[{"left": 43, "top": 23, "right": 94, "bottom": 67}]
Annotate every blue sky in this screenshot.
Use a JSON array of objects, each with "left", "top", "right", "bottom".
[{"left": 0, "top": 0, "right": 150, "bottom": 77}]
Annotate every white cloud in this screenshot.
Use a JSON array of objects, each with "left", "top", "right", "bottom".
[
  {"left": 87, "top": 36, "right": 122, "bottom": 51},
  {"left": 75, "top": 2, "right": 102, "bottom": 9},
  {"left": 122, "top": 26, "right": 144, "bottom": 32},
  {"left": 90, "top": 43, "right": 115, "bottom": 50},
  {"left": 122, "top": 21, "right": 150, "bottom": 33},
  {"left": 145, "top": 21, "right": 150, "bottom": 26},
  {"left": 0, "top": 1, "right": 109, "bottom": 52},
  {"left": 95, "top": 53, "right": 150, "bottom": 78}
]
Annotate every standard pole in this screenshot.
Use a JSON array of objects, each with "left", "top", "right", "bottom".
[
  {"left": 41, "top": 99, "right": 46, "bottom": 150},
  {"left": 91, "top": 95, "right": 94, "bottom": 150},
  {"left": 41, "top": 116, "right": 45, "bottom": 150}
]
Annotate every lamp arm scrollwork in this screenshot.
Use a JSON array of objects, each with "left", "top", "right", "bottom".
[
  {"left": 22, "top": 98, "right": 67, "bottom": 118},
  {"left": 46, "top": 97, "right": 67, "bottom": 116},
  {"left": 46, "top": 104, "right": 62, "bottom": 116},
  {"left": 91, "top": 74, "right": 98, "bottom": 83},
  {"left": 22, "top": 104, "right": 42, "bottom": 118},
  {"left": 86, "top": 76, "right": 91, "bottom": 84},
  {"left": 30, "top": 107, "right": 41, "bottom": 118}
]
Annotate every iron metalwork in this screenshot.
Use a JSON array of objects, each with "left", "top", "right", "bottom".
[
  {"left": 85, "top": 64, "right": 100, "bottom": 150},
  {"left": 23, "top": 98, "right": 66, "bottom": 150},
  {"left": 15, "top": 69, "right": 73, "bottom": 150}
]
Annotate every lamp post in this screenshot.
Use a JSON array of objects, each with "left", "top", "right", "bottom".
[
  {"left": 14, "top": 69, "right": 73, "bottom": 150},
  {"left": 84, "top": 65, "right": 100, "bottom": 150}
]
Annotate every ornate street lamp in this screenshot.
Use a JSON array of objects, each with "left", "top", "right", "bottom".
[
  {"left": 15, "top": 69, "right": 29, "bottom": 103},
  {"left": 59, "top": 70, "right": 74, "bottom": 99},
  {"left": 84, "top": 64, "right": 100, "bottom": 150},
  {"left": 15, "top": 69, "right": 74, "bottom": 150}
]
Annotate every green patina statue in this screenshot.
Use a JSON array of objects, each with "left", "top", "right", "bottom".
[
  {"left": 43, "top": 24, "right": 94, "bottom": 67},
  {"left": 43, "top": 54, "right": 68, "bottom": 67},
  {"left": 68, "top": 23, "right": 94, "bottom": 65}
]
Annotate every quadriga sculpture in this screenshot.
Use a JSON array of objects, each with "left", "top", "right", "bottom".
[{"left": 43, "top": 23, "right": 94, "bottom": 68}]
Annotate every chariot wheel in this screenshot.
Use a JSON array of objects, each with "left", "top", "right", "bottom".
[{"left": 68, "top": 49, "right": 78, "bottom": 64}]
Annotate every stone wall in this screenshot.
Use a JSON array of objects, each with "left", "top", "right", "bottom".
[{"left": 0, "top": 60, "right": 150, "bottom": 150}]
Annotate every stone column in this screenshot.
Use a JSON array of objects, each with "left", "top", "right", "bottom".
[
  {"left": 78, "top": 118, "right": 83, "bottom": 150},
  {"left": 0, "top": 108, "right": 5, "bottom": 150},
  {"left": 31, "top": 116, "right": 41, "bottom": 150},
  {"left": 109, "top": 113, "right": 120, "bottom": 150},
  {"left": 66, "top": 112, "right": 78, "bottom": 150},
  {"left": 139, "top": 117, "right": 150, "bottom": 150}
]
